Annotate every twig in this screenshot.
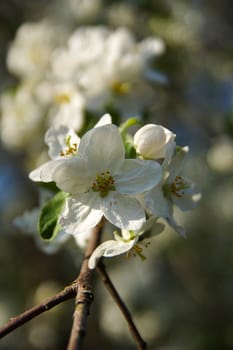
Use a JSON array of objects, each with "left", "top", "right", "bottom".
[
  {"left": 0, "top": 224, "right": 101, "bottom": 342},
  {"left": 67, "top": 225, "right": 102, "bottom": 350},
  {"left": 97, "top": 262, "right": 147, "bottom": 350},
  {"left": 0, "top": 283, "right": 76, "bottom": 339}
]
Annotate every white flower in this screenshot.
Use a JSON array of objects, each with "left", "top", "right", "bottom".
[
  {"left": 36, "top": 82, "right": 85, "bottom": 132},
  {"left": 144, "top": 146, "right": 201, "bottom": 236},
  {"left": 0, "top": 81, "right": 44, "bottom": 149},
  {"left": 7, "top": 20, "right": 66, "bottom": 79},
  {"left": 88, "top": 217, "right": 164, "bottom": 269},
  {"left": 51, "top": 26, "right": 165, "bottom": 117},
  {"left": 29, "top": 113, "right": 112, "bottom": 182},
  {"left": 29, "top": 125, "right": 80, "bottom": 182},
  {"left": 45, "top": 125, "right": 80, "bottom": 160},
  {"left": 134, "top": 124, "right": 176, "bottom": 160},
  {"left": 35, "top": 124, "right": 161, "bottom": 232}
]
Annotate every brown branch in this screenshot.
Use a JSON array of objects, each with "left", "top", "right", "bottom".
[
  {"left": 67, "top": 224, "right": 102, "bottom": 350},
  {"left": 97, "top": 262, "right": 147, "bottom": 350},
  {"left": 0, "top": 224, "right": 102, "bottom": 341},
  {"left": 0, "top": 283, "right": 76, "bottom": 339}
]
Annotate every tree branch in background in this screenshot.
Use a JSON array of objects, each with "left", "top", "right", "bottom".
[
  {"left": 0, "top": 283, "right": 76, "bottom": 339},
  {"left": 97, "top": 262, "right": 147, "bottom": 350}
]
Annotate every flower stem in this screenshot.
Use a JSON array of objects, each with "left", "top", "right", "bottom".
[{"left": 97, "top": 262, "right": 147, "bottom": 350}]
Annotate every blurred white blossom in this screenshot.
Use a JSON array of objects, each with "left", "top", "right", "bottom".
[
  {"left": 51, "top": 26, "right": 165, "bottom": 117},
  {"left": 7, "top": 20, "right": 67, "bottom": 79},
  {"left": 0, "top": 81, "right": 44, "bottom": 149}
]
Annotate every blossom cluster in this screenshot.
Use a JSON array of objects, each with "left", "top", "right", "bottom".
[
  {"left": 0, "top": 20, "right": 165, "bottom": 154},
  {"left": 29, "top": 114, "right": 201, "bottom": 268},
  {"left": 1, "top": 15, "right": 201, "bottom": 269}
]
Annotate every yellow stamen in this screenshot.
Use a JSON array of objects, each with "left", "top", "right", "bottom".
[
  {"left": 60, "top": 135, "right": 77, "bottom": 156},
  {"left": 54, "top": 93, "right": 71, "bottom": 105},
  {"left": 111, "top": 81, "right": 131, "bottom": 95},
  {"left": 163, "top": 176, "right": 189, "bottom": 198},
  {"left": 92, "top": 171, "right": 116, "bottom": 197}
]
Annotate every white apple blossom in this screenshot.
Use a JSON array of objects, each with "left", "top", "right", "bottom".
[
  {"left": 0, "top": 81, "right": 44, "bottom": 149},
  {"left": 7, "top": 20, "right": 67, "bottom": 79},
  {"left": 30, "top": 123, "right": 162, "bottom": 231},
  {"left": 51, "top": 26, "right": 165, "bottom": 117},
  {"left": 134, "top": 124, "right": 176, "bottom": 160},
  {"left": 144, "top": 146, "right": 201, "bottom": 236},
  {"left": 35, "top": 82, "right": 85, "bottom": 132},
  {"left": 88, "top": 217, "right": 165, "bottom": 269},
  {"left": 45, "top": 125, "right": 80, "bottom": 160},
  {"left": 29, "top": 113, "right": 112, "bottom": 182},
  {"left": 29, "top": 125, "right": 80, "bottom": 183}
]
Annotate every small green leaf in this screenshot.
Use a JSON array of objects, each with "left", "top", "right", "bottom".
[{"left": 38, "top": 191, "right": 68, "bottom": 241}]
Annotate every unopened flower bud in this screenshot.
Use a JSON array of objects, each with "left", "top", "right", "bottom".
[{"left": 134, "top": 124, "right": 176, "bottom": 159}]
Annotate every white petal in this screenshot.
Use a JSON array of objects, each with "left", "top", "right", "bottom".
[
  {"left": 94, "top": 113, "right": 112, "bottom": 127},
  {"left": 144, "top": 186, "right": 172, "bottom": 218},
  {"left": 167, "top": 146, "right": 189, "bottom": 182},
  {"left": 115, "top": 159, "right": 162, "bottom": 195},
  {"left": 165, "top": 215, "right": 186, "bottom": 237},
  {"left": 59, "top": 193, "right": 103, "bottom": 233},
  {"left": 53, "top": 157, "right": 91, "bottom": 194},
  {"left": 29, "top": 159, "right": 65, "bottom": 182},
  {"left": 72, "top": 229, "right": 92, "bottom": 249},
  {"left": 88, "top": 239, "right": 136, "bottom": 269},
  {"left": 79, "top": 124, "right": 125, "bottom": 174},
  {"left": 101, "top": 192, "right": 145, "bottom": 230},
  {"left": 172, "top": 182, "right": 202, "bottom": 211},
  {"left": 161, "top": 141, "right": 176, "bottom": 169}
]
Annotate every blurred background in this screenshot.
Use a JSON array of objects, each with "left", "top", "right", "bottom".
[{"left": 0, "top": 0, "right": 233, "bottom": 349}]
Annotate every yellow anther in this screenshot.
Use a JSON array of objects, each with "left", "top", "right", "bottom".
[
  {"left": 92, "top": 171, "right": 116, "bottom": 197},
  {"left": 163, "top": 176, "right": 189, "bottom": 198},
  {"left": 60, "top": 135, "right": 77, "bottom": 156}
]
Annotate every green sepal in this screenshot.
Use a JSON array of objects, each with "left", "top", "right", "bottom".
[
  {"left": 125, "top": 141, "right": 137, "bottom": 159},
  {"left": 38, "top": 191, "right": 68, "bottom": 241},
  {"left": 119, "top": 118, "right": 139, "bottom": 159},
  {"left": 119, "top": 117, "right": 140, "bottom": 136}
]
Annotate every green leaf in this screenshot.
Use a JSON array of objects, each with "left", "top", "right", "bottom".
[{"left": 38, "top": 191, "right": 68, "bottom": 241}]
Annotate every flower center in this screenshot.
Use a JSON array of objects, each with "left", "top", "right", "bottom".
[
  {"left": 92, "top": 171, "right": 116, "bottom": 197},
  {"left": 163, "top": 175, "right": 189, "bottom": 198},
  {"left": 60, "top": 135, "right": 77, "bottom": 157},
  {"left": 111, "top": 81, "right": 131, "bottom": 95},
  {"left": 54, "top": 93, "right": 71, "bottom": 105}
]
